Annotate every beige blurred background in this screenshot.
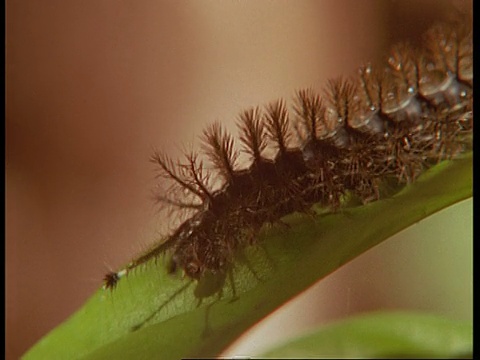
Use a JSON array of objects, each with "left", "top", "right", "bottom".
[{"left": 6, "top": 1, "right": 472, "bottom": 359}]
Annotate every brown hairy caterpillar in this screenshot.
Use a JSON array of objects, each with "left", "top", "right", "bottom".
[{"left": 103, "top": 19, "right": 472, "bottom": 299}]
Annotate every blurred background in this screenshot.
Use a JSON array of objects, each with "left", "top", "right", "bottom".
[{"left": 6, "top": 1, "right": 472, "bottom": 359}]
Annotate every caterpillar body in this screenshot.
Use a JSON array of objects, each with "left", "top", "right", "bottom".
[{"left": 103, "top": 21, "right": 472, "bottom": 292}]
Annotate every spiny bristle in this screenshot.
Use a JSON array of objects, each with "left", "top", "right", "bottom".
[
  {"left": 202, "top": 122, "right": 238, "bottom": 182},
  {"left": 238, "top": 107, "right": 266, "bottom": 163},
  {"left": 103, "top": 271, "right": 120, "bottom": 290},
  {"left": 293, "top": 88, "right": 323, "bottom": 141},
  {"left": 264, "top": 99, "right": 291, "bottom": 156}
]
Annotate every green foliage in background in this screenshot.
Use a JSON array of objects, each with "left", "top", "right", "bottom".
[{"left": 261, "top": 311, "right": 472, "bottom": 358}]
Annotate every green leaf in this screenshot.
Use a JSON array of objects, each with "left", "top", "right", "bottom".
[
  {"left": 23, "top": 153, "right": 472, "bottom": 360},
  {"left": 260, "top": 311, "right": 473, "bottom": 358}
]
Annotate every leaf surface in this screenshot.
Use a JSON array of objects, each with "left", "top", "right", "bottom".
[{"left": 23, "top": 153, "right": 472, "bottom": 360}]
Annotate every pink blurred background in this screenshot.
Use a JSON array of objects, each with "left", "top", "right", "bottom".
[{"left": 6, "top": 1, "right": 472, "bottom": 359}]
